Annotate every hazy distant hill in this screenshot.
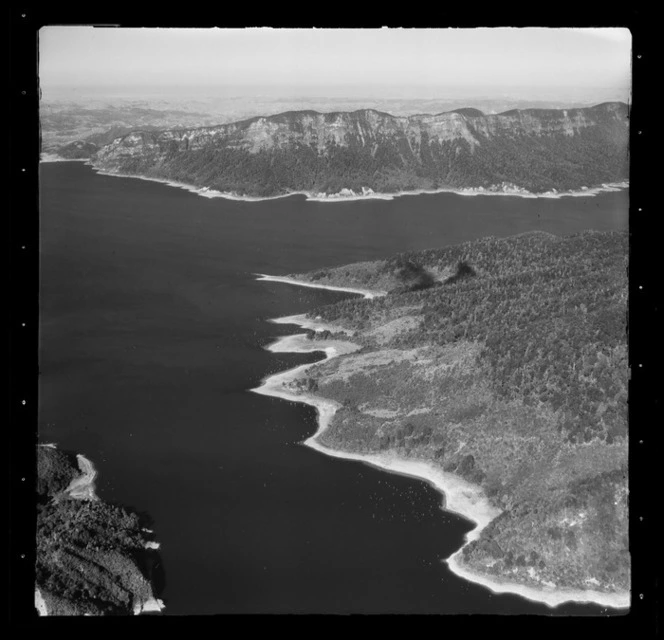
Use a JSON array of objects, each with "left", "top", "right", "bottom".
[{"left": 86, "top": 102, "right": 629, "bottom": 196}]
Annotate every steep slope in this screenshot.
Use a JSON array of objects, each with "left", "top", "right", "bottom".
[{"left": 88, "top": 103, "right": 629, "bottom": 197}]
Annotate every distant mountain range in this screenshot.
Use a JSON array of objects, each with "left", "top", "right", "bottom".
[{"left": 59, "top": 102, "right": 629, "bottom": 197}]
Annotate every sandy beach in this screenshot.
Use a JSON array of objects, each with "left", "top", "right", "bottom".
[
  {"left": 95, "top": 168, "right": 628, "bottom": 202},
  {"left": 33, "top": 587, "right": 163, "bottom": 617},
  {"left": 252, "top": 274, "right": 630, "bottom": 610}
]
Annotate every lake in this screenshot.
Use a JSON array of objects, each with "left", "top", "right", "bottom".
[{"left": 38, "top": 161, "right": 628, "bottom": 614}]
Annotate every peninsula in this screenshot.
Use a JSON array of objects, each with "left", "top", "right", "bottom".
[
  {"left": 49, "top": 103, "right": 628, "bottom": 199},
  {"left": 254, "top": 230, "right": 629, "bottom": 609},
  {"left": 35, "top": 444, "right": 164, "bottom": 615}
]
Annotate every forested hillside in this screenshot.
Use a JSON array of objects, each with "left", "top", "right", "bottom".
[
  {"left": 291, "top": 230, "right": 629, "bottom": 595},
  {"left": 87, "top": 103, "right": 629, "bottom": 196}
]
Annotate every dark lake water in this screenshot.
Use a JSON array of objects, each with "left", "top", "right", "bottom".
[{"left": 38, "top": 162, "right": 628, "bottom": 614}]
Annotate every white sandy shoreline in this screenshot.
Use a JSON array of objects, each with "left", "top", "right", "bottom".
[
  {"left": 40, "top": 157, "right": 628, "bottom": 202},
  {"left": 270, "top": 314, "right": 356, "bottom": 336},
  {"left": 40, "top": 154, "right": 90, "bottom": 163},
  {"left": 133, "top": 595, "right": 166, "bottom": 615},
  {"left": 251, "top": 275, "right": 630, "bottom": 611}
]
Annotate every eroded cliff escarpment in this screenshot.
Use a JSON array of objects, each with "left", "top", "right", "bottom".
[
  {"left": 87, "top": 103, "right": 628, "bottom": 197},
  {"left": 279, "top": 231, "right": 629, "bottom": 603}
]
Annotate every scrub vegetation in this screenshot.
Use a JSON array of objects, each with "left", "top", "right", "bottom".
[{"left": 292, "top": 230, "right": 629, "bottom": 594}]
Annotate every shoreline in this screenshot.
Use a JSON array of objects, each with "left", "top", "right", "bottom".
[
  {"left": 40, "top": 157, "right": 628, "bottom": 202},
  {"left": 133, "top": 595, "right": 166, "bottom": 615},
  {"left": 270, "top": 314, "right": 356, "bottom": 336},
  {"left": 251, "top": 274, "right": 630, "bottom": 611},
  {"left": 255, "top": 273, "right": 386, "bottom": 299}
]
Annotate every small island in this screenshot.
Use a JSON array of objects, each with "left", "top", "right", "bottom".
[
  {"left": 35, "top": 444, "right": 164, "bottom": 616},
  {"left": 254, "top": 230, "right": 629, "bottom": 609}
]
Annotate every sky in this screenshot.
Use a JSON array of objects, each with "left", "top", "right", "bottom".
[{"left": 39, "top": 27, "right": 632, "bottom": 100}]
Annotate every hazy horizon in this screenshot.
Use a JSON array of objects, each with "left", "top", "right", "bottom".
[{"left": 39, "top": 28, "right": 631, "bottom": 106}]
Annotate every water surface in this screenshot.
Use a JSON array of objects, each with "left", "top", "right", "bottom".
[{"left": 39, "top": 162, "right": 627, "bottom": 614}]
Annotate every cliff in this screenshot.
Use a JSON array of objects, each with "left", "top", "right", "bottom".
[{"left": 83, "top": 103, "right": 628, "bottom": 196}]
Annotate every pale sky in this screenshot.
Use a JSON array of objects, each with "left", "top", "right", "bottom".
[{"left": 39, "top": 27, "right": 632, "bottom": 98}]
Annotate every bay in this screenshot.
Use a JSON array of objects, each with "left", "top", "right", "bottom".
[{"left": 38, "top": 161, "right": 627, "bottom": 614}]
